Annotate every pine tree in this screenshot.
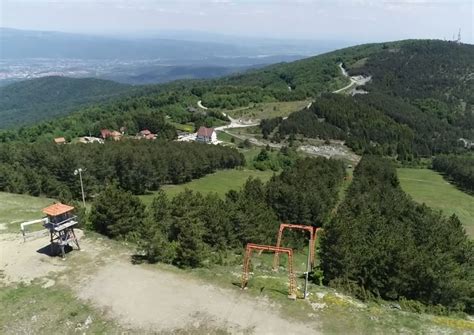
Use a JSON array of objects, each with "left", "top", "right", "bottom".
[
  {"left": 90, "top": 183, "right": 145, "bottom": 238},
  {"left": 174, "top": 216, "right": 208, "bottom": 268}
]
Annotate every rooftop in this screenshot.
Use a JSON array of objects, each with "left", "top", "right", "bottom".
[
  {"left": 42, "top": 203, "right": 75, "bottom": 216},
  {"left": 54, "top": 137, "right": 66, "bottom": 144},
  {"left": 197, "top": 126, "right": 215, "bottom": 138}
]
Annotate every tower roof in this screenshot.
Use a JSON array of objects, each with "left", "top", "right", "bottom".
[{"left": 42, "top": 203, "right": 75, "bottom": 216}]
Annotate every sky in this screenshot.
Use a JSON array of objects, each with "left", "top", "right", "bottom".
[{"left": 1, "top": 0, "right": 473, "bottom": 43}]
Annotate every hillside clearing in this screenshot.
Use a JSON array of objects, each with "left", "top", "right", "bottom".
[
  {"left": 398, "top": 168, "right": 474, "bottom": 237},
  {"left": 140, "top": 169, "right": 275, "bottom": 204},
  {"left": 0, "top": 229, "right": 316, "bottom": 334},
  {"left": 0, "top": 192, "right": 473, "bottom": 334},
  {"left": 223, "top": 100, "right": 310, "bottom": 120}
]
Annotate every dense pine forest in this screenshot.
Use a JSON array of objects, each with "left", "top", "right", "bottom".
[
  {"left": 432, "top": 154, "right": 474, "bottom": 192},
  {"left": 266, "top": 91, "right": 468, "bottom": 158},
  {"left": 88, "top": 157, "right": 345, "bottom": 265},
  {"left": 278, "top": 94, "right": 415, "bottom": 158},
  {"left": 0, "top": 141, "right": 244, "bottom": 198},
  {"left": 0, "top": 76, "right": 132, "bottom": 129},
  {"left": 258, "top": 41, "right": 473, "bottom": 159},
  {"left": 349, "top": 40, "right": 474, "bottom": 117},
  {"left": 320, "top": 156, "right": 473, "bottom": 314},
  {"left": 86, "top": 154, "right": 474, "bottom": 314}
]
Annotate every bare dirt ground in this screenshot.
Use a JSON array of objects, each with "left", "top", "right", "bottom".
[
  {"left": 0, "top": 231, "right": 74, "bottom": 283},
  {"left": 77, "top": 261, "right": 316, "bottom": 334},
  {"left": 0, "top": 230, "right": 318, "bottom": 334},
  {"left": 299, "top": 143, "right": 360, "bottom": 164}
]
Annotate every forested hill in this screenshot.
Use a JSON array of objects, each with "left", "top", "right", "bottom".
[
  {"left": 346, "top": 40, "right": 474, "bottom": 129},
  {"left": 0, "top": 76, "right": 132, "bottom": 129},
  {"left": 1, "top": 39, "right": 473, "bottom": 148},
  {"left": 221, "top": 39, "right": 474, "bottom": 109},
  {"left": 193, "top": 40, "right": 474, "bottom": 111},
  {"left": 259, "top": 40, "right": 474, "bottom": 158}
]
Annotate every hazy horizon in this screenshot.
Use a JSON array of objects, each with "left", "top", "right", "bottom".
[{"left": 1, "top": 0, "right": 472, "bottom": 44}]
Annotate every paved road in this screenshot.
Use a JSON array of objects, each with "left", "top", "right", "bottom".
[
  {"left": 332, "top": 63, "right": 371, "bottom": 94},
  {"left": 197, "top": 100, "right": 208, "bottom": 110}
]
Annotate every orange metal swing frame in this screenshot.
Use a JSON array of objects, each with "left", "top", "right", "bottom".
[
  {"left": 272, "top": 223, "right": 322, "bottom": 271},
  {"left": 241, "top": 243, "right": 297, "bottom": 300}
]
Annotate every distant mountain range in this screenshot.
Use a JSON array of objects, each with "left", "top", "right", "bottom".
[
  {"left": 1, "top": 28, "right": 349, "bottom": 85},
  {"left": 0, "top": 27, "right": 349, "bottom": 60}
]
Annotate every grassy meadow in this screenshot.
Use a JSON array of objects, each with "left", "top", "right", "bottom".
[
  {"left": 0, "top": 192, "right": 55, "bottom": 233},
  {"left": 224, "top": 100, "right": 310, "bottom": 120},
  {"left": 397, "top": 168, "right": 474, "bottom": 237},
  {"left": 140, "top": 168, "right": 275, "bottom": 205}
]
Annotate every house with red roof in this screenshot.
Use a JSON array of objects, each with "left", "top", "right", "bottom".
[
  {"left": 139, "top": 129, "right": 152, "bottom": 136},
  {"left": 196, "top": 126, "right": 217, "bottom": 143},
  {"left": 101, "top": 129, "right": 122, "bottom": 141},
  {"left": 100, "top": 129, "right": 112, "bottom": 139},
  {"left": 110, "top": 131, "right": 122, "bottom": 141},
  {"left": 136, "top": 129, "right": 157, "bottom": 140}
]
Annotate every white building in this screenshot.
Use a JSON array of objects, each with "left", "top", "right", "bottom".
[{"left": 196, "top": 126, "right": 217, "bottom": 143}]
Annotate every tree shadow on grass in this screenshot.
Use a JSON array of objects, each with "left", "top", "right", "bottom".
[
  {"left": 232, "top": 281, "right": 289, "bottom": 297},
  {"left": 231, "top": 281, "right": 242, "bottom": 288},
  {"left": 131, "top": 254, "right": 148, "bottom": 265}
]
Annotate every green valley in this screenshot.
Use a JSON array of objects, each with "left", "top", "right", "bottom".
[{"left": 1, "top": 37, "right": 474, "bottom": 335}]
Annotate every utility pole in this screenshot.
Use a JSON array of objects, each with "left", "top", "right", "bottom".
[
  {"left": 74, "top": 168, "right": 86, "bottom": 207},
  {"left": 303, "top": 239, "right": 311, "bottom": 299}
]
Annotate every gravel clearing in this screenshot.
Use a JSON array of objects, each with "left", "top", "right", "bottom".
[
  {"left": 77, "top": 261, "right": 318, "bottom": 334},
  {"left": 1, "top": 230, "right": 318, "bottom": 334}
]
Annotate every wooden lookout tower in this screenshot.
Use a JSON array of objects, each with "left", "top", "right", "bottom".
[{"left": 42, "top": 203, "right": 80, "bottom": 258}]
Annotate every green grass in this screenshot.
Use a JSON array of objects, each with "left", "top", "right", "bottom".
[
  {"left": 0, "top": 282, "right": 125, "bottom": 334},
  {"left": 240, "top": 146, "right": 265, "bottom": 166},
  {"left": 0, "top": 192, "right": 55, "bottom": 233},
  {"left": 216, "top": 130, "right": 235, "bottom": 143},
  {"left": 224, "top": 100, "right": 310, "bottom": 120},
  {"left": 170, "top": 122, "right": 195, "bottom": 133},
  {"left": 140, "top": 169, "right": 275, "bottom": 205},
  {"left": 397, "top": 168, "right": 474, "bottom": 237}
]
